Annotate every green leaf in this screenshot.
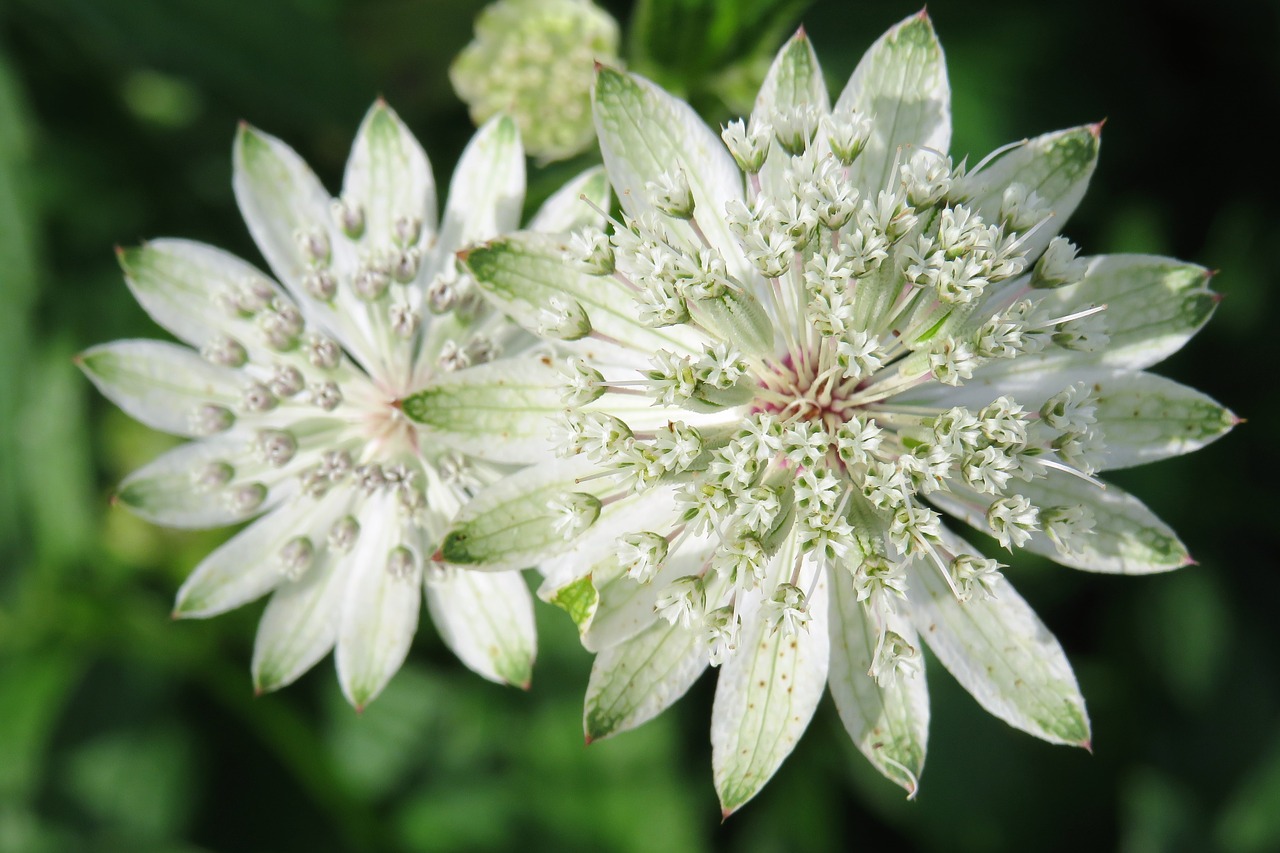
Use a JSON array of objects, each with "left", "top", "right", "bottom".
[
  {"left": 834, "top": 12, "right": 950, "bottom": 194},
  {"left": 828, "top": 574, "right": 928, "bottom": 796},
  {"left": 402, "top": 358, "right": 564, "bottom": 464},
  {"left": 548, "top": 574, "right": 599, "bottom": 633},
  {"left": 907, "top": 533, "right": 1091, "bottom": 746},
  {"left": 585, "top": 619, "right": 707, "bottom": 742},
  {"left": 64, "top": 727, "right": 196, "bottom": 838},
  {"left": 629, "top": 0, "right": 812, "bottom": 81},
  {"left": 0, "top": 652, "right": 80, "bottom": 801}
]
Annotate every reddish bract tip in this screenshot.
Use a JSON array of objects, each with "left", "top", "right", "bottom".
[
  {"left": 374, "top": 95, "right": 388, "bottom": 107},
  {"left": 1211, "top": 291, "right": 1225, "bottom": 305},
  {"left": 794, "top": 24, "right": 808, "bottom": 39},
  {"left": 253, "top": 686, "right": 265, "bottom": 698},
  {"left": 916, "top": 7, "right": 932, "bottom": 22},
  {"left": 1230, "top": 413, "right": 1247, "bottom": 426},
  {"left": 1088, "top": 118, "right": 1107, "bottom": 138},
  {"left": 583, "top": 732, "right": 594, "bottom": 746},
  {"left": 430, "top": 547, "right": 445, "bottom": 563},
  {"left": 1181, "top": 554, "right": 1199, "bottom": 568},
  {"left": 720, "top": 807, "right": 735, "bottom": 824},
  {"left": 593, "top": 59, "right": 604, "bottom": 72},
  {"left": 1080, "top": 739, "right": 1094, "bottom": 755}
]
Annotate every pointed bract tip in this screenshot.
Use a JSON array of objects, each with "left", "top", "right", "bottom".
[
  {"left": 1230, "top": 413, "right": 1246, "bottom": 426},
  {"left": 430, "top": 547, "right": 445, "bottom": 563},
  {"left": 374, "top": 95, "right": 388, "bottom": 108},
  {"left": 916, "top": 7, "right": 932, "bottom": 22},
  {"left": 1181, "top": 554, "right": 1199, "bottom": 568},
  {"left": 720, "top": 807, "right": 735, "bottom": 824},
  {"left": 1211, "top": 291, "right": 1225, "bottom": 305},
  {"left": 71, "top": 352, "right": 85, "bottom": 367},
  {"left": 1088, "top": 118, "right": 1107, "bottom": 138},
  {"left": 107, "top": 491, "right": 119, "bottom": 506},
  {"left": 169, "top": 608, "right": 181, "bottom": 621},
  {"left": 253, "top": 685, "right": 265, "bottom": 698},
  {"left": 794, "top": 24, "right": 808, "bottom": 39},
  {"left": 593, "top": 59, "right": 604, "bottom": 72},
  {"left": 583, "top": 732, "right": 594, "bottom": 746},
  {"left": 1080, "top": 739, "right": 1094, "bottom": 755},
  {"left": 518, "top": 678, "right": 532, "bottom": 692},
  {"left": 455, "top": 247, "right": 472, "bottom": 263}
]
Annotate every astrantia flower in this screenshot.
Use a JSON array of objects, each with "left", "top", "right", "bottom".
[
  {"left": 438, "top": 15, "right": 1238, "bottom": 810},
  {"left": 451, "top": 0, "right": 620, "bottom": 162},
  {"left": 79, "top": 102, "right": 608, "bottom": 708}
]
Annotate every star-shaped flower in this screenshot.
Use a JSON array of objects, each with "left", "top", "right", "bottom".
[
  {"left": 430, "top": 14, "right": 1236, "bottom": 810},
  {"left": 79, "top": 101, "right": 608, "bottom": 708}
]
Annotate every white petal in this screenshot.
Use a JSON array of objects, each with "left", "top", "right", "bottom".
[
  {"left": 440, "top": 455, "right": 603, "bottom": 572},
  {"left": 751, "top": 30, "right": 830, "bottom": 202},
  {"left": 461, "top": 231, "right": 707, "bottom": 360},
  {"left": 537, "top": 483, "right": 684, "bottom": 597},
  {"left": 711, "top": 549, "right": 830, "bottom": 815},
  {"left": 252, "top": 546, "right": 347, "bottom": 692},
  {"left": 584, "top": 619, "right": 708, "bottom": 741},
  {"left": 963, "top": 125, "right": 1100, "bottom": 261},
  {"left": 899, "top": 255, "right": 1218, "bottom": 410},
  {"left": 342, "top": 100, "right": 437, "bottom": 250},
  {"left": 581, "top": 534, "right": 717, "bottom": 653},
  {"left": 828, "top": 574, "right": 928, "bottom": 796},
  {"left": 335, "top": 492, "right": 423, "bottom": 709},
  {"left": 1088, "top": 372, "right": 1236, "bottom": 469},
  {"left": 527, "top": 166, "right": 610, "bottom": 234},
  {"left": 930, "top": 471, "right": 1190, "bottom": 574},
  {"left": 835, "top": 12, "right": 950, "bottom": 194},
  {"left": 425, "top": 567, "right": 536, "bottom": 687},
  {"left": 402, "top": 357, "right": 564, "bottom": 465},
  {"left": 907, "top": 531, "right": 1091, "bottom": 746},
  {"left": 433, "top": 114, "right": 525, "bottom": 264},
  {"left": 77, "top": 340, "right": 240, "bottom": 437},
  {"left": 174, "top": 487, "right": 347, "bottom": 618},
  {"left": 119, "top": 239, "right": 280, "bottom": 352},
  {"left": 233, "top": 123, "right": 384, "bottom": 373},
  {"left": 592, "top": 67, "right": 749, "bottom": 281},
  {"left": 116, "top": 434, "right": 284, "bottom": 529}
]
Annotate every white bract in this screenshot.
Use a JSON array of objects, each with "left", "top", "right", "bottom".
[
  {"left": 436, "top": 15, "right": 1235, "bottom": 812},
  {"left": 80, "top": 101, "right": 610, "bottom": 709}
]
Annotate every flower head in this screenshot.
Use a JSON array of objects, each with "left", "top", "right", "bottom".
[
  {"left": 451, "top": 0, "right": 620, "bottom": 162},
  {"left": 442, "top": 15, "right": 1236, "bottom": 811},
  {"left": 79, "top": 102, "right": 610, "bottom": 709}
]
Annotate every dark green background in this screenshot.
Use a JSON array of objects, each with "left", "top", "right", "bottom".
[{"left": 1, "top": 1, "right": 1275, "bottom": 851}]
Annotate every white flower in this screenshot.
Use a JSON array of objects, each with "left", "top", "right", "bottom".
[
  {"left": 437, "top": 16, "right": 1235, "bottom": 811},
  {"left": 79, "top": 102, "right": 611, "bottom": 709}
]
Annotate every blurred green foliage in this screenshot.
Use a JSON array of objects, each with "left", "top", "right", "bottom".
[{"left": 1, "top": 0, "right": 1277, "bottom": 851}]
